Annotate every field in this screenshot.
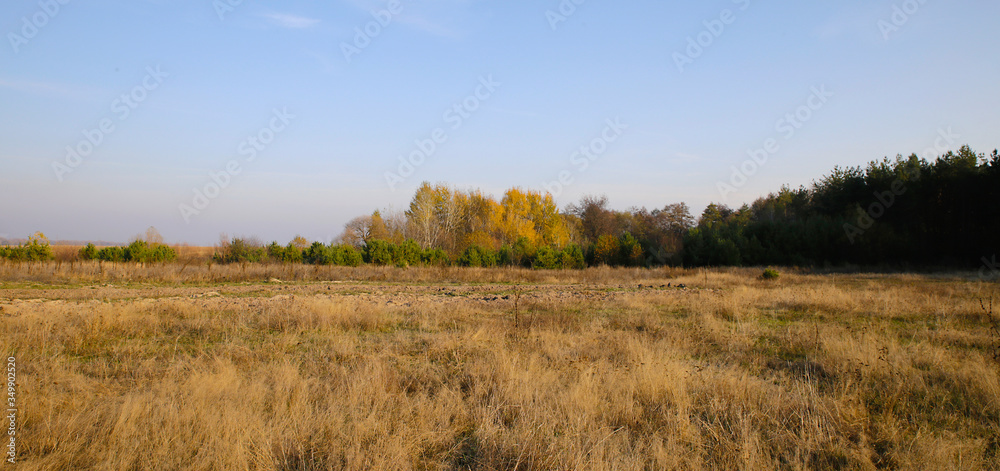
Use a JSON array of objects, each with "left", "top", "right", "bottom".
[{"left": 2, "top": 262, "right": 999, "bottom": 470}]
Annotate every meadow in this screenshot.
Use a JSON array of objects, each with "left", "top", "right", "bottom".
[{"left": 1, "top": 260, "right": 998, "bottom": 469}]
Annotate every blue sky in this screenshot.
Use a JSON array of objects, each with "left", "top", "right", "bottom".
[{"left": 1, "top": 0, "right": 997, "bottom": 245}]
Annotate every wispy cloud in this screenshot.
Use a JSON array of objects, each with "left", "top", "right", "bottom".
[
  {"left": 261, "top": 13, "right": 320, "bottom": 29},
  {"left": 339, "top": 0, "right": 464, "bottom": 39}
]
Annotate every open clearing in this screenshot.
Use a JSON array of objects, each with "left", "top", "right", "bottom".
[{"left": 2, "top": 266, "right": 999, "bottom": 469}]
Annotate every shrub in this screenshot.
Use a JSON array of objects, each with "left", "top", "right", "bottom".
[
  {"left": 214, "top": 238, "right": 265, "bottom": 264},
  {"left": 124, "top": 240, "right": 148, "bottom": 261},
  {"left": 266, "top": 242, "right": 284, "bottom": 261},
  {"left": 27, "top": 232, "right": 54, "bottom": 261},
  {"left": 364, "top": 239, "right": 394, "bottom": 266},
  {"left": 498, "top": 245, "right": 513, "bottom": 266},
  {"left": 109, "top": 240, "right": 178, "bottom": 263},
  {"left": 79, "top": 243, "right": 98, "bottom": 260},
  {"left": 560, "top": 244, "right": 586, "bottom": 269},
  {"left": 532, "top": 246, "right": 560, "bottom": 269},
  {"left": 391, "top": 240, "right": 422, "bottom": 267},
  {"left": 304, "top": 242, "right": 332, "bottom": 265},
  {"left": 421, "top": 248, "right": 450, "bottom": 266},
  {"left": 459, "top": 245, "right": 497, "bottom": 267},
  {"left": 0, "top": 246, "right": 20, "bottom": 262},
  {"left": 760, "top": 268, "right": 780, "bottom": 280},
  {"left": 479, "top": 247, "right": 498, "bottom": 268},
  {"left": 97, "top": 246, "right": 125, "bottom": 262},
  {"left": 332, "top": 244, "right": 363, "bottom": 267},
  {"left": 283, "top": 243, "right": 304, "bottom": 263},
  {"left": 1, "top": 232, "right": 56, "bottom": 262},
  {"left": 511, "top": 237, "right": 536, "bottom": 267},
  {"left": 148, "top": 244, "right": 177, "bottom": 263},
  {"left": 267, "top": 242, "right": 303, "bottom": 263},
  {"left": 305, "top": 243, "right": 362, "bottom": 266}
]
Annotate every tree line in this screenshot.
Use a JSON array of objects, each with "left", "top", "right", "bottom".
[
  {"left": 340, "top": 146, "right": 998, "bottom": 269},
  {"left": 684, "top": 146, "right": 999, "bottom": 267},
  {"left": 5, "top": 145, "right": 995, "bottom": 269},
  {"left": 78, "top": 227, "right": 177, "bottom": 263},
  {"left": 0, "top": 232, "right": 54, "bottom": 262}
]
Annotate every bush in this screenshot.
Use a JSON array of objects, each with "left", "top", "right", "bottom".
[
  {"left": 267, "top": 242, "right": 303, "bottom": 263},
  {"left": 332, "top": 244, "right": 363, "bottom": 267},
  {"left": 364, "top": 239, "right": 394, "bottom": 266},
  {"left": 0, "top": 232, "right": 55, "bottom": 262},
  {"left": 560, "top": 244, "right": 586, "bottom": 269},
  {"left": 512, "top": 237, "right": 536, "bottom": 266},
  {"left": 760, "top": 268, "right": 780, "bottom": 280},
  {"left": 459, "top": 245, "right": 497, "bottom": 267},
  {"left": 283, "top": 243, "right": 304, "bottom": 263},
  {"left": 304, "top": 242, "right": 332, "bottom": 265},
  {"left": 304, "top": 243, "right": 362, "bottom": 266},
  {"left": 93, "top": 240, "right": 177, "bottom": 263},
  {"left": 79, "top": 243, "right": 98, "bottom": 260},
  {"left": 532, "top": 246, "right": 559, "bottom": 269},
  {"left": 97, "top": 246, "right": 125, "bottom": 262},
  {"left": 266, "top": 242, "right": 284, "bottom": 261},
  {"left": 124, "top": 240, "right": 148, "bottom": 261},
  {"left": 391, "top": 240, "right": 422, "bottom": 267},
  {"left": 214, "top": 238, "right": 265, "bottom": 264},
  {"left": 498, "top": 245, "right": 513, "bottom": 266},
  {"left": 147, "top": 244, "right": 177, "bottom": 263},
  {"left": 421, "top": 248, "right": 450, "bottom": 266}
]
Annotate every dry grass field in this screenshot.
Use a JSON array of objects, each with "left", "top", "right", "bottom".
[{"left": 2, "top": 262, "right": 999, "bottom": 469}]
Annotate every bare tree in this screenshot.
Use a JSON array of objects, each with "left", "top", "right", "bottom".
[
  {"left": 340, "top": 216, "right": 373, "bottom": 248},
  {"left": 290, "top": 235, "right": 309, "bottom": 250},
  {"left": 144, "top": 226, "right": 164, "bottom": 246}
]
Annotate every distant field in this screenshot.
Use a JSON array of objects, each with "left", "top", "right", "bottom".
[{"left": 1, "top": 264, "right": 998, "bottom": 469}]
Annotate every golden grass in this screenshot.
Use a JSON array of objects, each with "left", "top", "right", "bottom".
[{"left": 2, "top": 266, "right": 998, "bottom": 469}]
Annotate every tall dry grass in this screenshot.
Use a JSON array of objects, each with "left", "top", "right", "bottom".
[
  {"left": 2, "top": 269, "right": 998, "bottom": 469},
  {"left": 0, "top": 259, "right": 702, "bottom": 285}
]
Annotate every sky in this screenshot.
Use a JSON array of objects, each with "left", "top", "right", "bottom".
[{"left": 1, "top": 0, "right": 998, "bottom": 245}]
